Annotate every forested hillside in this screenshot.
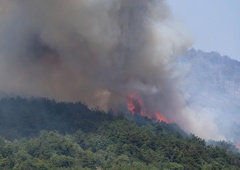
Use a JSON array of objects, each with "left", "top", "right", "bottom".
[{"left": 0, "top": 97, "right": 239, "bottom": 169}]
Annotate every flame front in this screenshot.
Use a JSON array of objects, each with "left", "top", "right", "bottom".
[
  {"left": 154, "top": 112, "right": 170, "bottom": 123},
  {"left": 127, "top": 93, "right": 143, "bottom": 116},
  {"left": 127, "top": 93, "right": 170, "bottom": 123}
]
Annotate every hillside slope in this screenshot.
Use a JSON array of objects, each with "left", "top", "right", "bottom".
[{"left": 0, "top": 97, "right": 239, "bottom": 169}]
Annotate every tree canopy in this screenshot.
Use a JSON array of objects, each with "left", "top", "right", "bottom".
[{"left": 0, "top": 97, "right": 239, "bottom": 169}]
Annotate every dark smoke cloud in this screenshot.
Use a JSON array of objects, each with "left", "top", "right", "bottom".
[{"left": 0, "top": 0, "right": 196, "bottom": 135}]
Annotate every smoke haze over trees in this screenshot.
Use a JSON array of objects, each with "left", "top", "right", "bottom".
[
  {"left": 0, "top": 97, "right": 239, "bottom": 169},
  {"left": 0, "top": 0, "right": 239, "bottom": 154},
  {"left": 0, "top": 0, "right": 191, "bottom": 118}
]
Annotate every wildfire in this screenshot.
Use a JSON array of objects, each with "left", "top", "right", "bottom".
[
  {"left": 127, "top": 93, "right": 170, "bottom": 123},
  {"left": 154, "top": 112, "right": 170, "bottom": 123},
  {"left": 127, "top": 93, "right": 143, "bottom": 116}
]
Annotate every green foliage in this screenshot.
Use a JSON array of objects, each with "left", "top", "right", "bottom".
[{"left": 0, "top": 97, "right": 239, "bottom": 169}]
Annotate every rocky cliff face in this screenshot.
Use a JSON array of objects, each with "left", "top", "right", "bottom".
[{"left": 176, "top": 48, "right": 240, "bottom": 143}]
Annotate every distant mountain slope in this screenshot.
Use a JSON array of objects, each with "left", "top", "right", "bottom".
[
  {"left": 177, "top": 49, "right": 240, "bottom": 100},
  {"left": 176, "top": 49, "right": 240, "bottom": 143}
]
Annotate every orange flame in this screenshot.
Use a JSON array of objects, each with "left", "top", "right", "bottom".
[
  {"left": 127, "top": 93, "right": 170, "bottom": 124},
  {"left": 154, "top": 112, "right": 169, "bottom": 123},
  {"left": 127, "top": 93, "right": 143, "bottom": 116}
]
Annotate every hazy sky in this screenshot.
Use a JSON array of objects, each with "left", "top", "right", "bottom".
[{"left": 168, "top": 0, "right": 240, "bottom": 61}]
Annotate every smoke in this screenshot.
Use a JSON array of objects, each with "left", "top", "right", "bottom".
[
  {"left": 174, "top": 49, "right": 240, "bottom": 143},
  {"left": 0, "top": 0, "right": 191, "bottom": 110},
  {"left": 6, "top": 0, "right": 233, "bottom": 140}
]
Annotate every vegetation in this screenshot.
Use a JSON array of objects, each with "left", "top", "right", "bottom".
[{"left": 0, "top": 97, "right": 239, "bottom": 169}]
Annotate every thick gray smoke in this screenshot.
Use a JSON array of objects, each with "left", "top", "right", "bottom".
[{"left": 0, "top": 0, "right": 198, "bottom": 133}]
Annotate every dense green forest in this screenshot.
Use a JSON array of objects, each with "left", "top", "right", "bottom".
[{"left": 0, "top": 97, "right": 239, "bottom": 169}]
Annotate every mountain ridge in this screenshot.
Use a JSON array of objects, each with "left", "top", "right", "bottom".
[{"left": 176, "top": 48, "right": 240, "bottom": 144}]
